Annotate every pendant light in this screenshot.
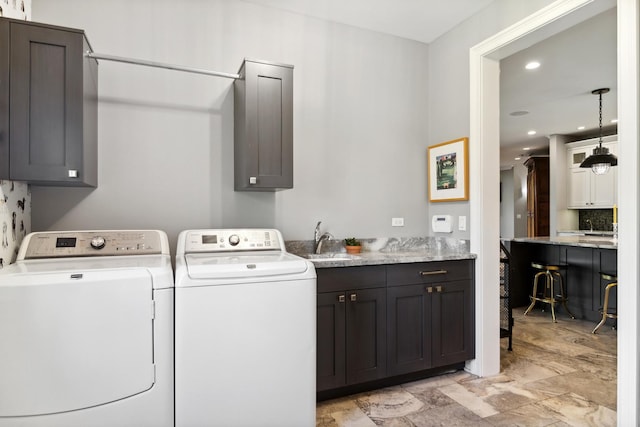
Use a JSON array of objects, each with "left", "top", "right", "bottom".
[{"left": 579, "top": 88, "right": 617, "bottom": 174}]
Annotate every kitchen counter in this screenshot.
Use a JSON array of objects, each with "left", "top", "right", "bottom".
[
  {"left": 286, "top": 236, "right": 475, "bottom": 268},
  {"left": 511, "top": 235, "right": 617, "bottom": 249}
]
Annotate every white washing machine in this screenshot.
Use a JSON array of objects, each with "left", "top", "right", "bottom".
[
  {"left": 0, "top": 230, "right": 174, "bottom": 427},
  {"left": 175, "top": 229, "right": 316, "bottom": 427}
]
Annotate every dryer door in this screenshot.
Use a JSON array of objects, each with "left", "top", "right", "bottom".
[{"left": 0, "top": 269, "right": 154, "bottom": 416}]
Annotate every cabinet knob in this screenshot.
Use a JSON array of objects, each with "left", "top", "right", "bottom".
[
  {"left": 426, "top": 287, "right": 433, "bottom": 293},
  {"left": 68, "top": 169, "right": 79, "bottom": 178},
  {"left": 436, "top": 286, "right": 443, "bottom": 293},
  {"left": 350, "top": 294, "right": 357, "bottom": 302},
  {"left": 338, "top": 295, "right": 345, "bottom": 303},
  {"left": 249, "top": 177, "right": 257, "bottom": 185}
]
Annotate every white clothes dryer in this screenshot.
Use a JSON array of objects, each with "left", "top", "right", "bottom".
[
  {"left": 0, "top": 230, "right": 174, "bottom": 427},
  {"left": 175, "top": 229, "right": 316, "bottom": 427}
]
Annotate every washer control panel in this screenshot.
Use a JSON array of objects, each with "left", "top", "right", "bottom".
[
  {"left": 20, "top": 230, "right": 164, "bottom": 259},
  {"left": 182, "top": 229, "right": 283, "bottom": 253}
]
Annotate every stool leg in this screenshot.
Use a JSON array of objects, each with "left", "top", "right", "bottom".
[
  {"left": 592, "top": 282, "right": 616, "bottom": 334},
  {"left": 524, "top": 271, "right": 544, "bottom": 316},
  {"left": 547, "top": 271, "right": 557, "bottom": 323},
  {"left": 555, "top": 271, "right": 575, "bottom": 319}
]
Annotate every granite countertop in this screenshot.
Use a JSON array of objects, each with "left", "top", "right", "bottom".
[
  {"left": 286, "top": 236, "right": 476, "bottom": 268},
  {"left": 511, "top": 235, "right": 617, "bottom": 249}
]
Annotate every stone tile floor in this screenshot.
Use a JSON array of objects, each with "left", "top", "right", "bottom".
[{"left": 316, "top": 307, "right": 617, "bottom": 426}]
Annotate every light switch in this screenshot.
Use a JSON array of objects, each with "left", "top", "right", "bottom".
[{"left": 458, "top": 216, "right": 467, "bottom": 231}]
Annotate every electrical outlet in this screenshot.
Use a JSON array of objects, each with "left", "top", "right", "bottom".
[
  {"left": 458, "top": 216, "right": 467, "bottom": 231},
  {"left": 392, "top": 217, "right": 404, "bottom": 227}
]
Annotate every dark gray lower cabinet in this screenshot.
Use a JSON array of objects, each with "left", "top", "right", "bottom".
[
  {"left": 316, "top": 267, "right": 387, "bottom": 392},
  {"left": 345, "top": 288, "right": 387, "bottom": 385},
  {"left": 317, "top": 260, "right": 475, "bottom": 394},
  {"left": 317, "top": 292, "right": 346, "bottom": 391},
  {"left": 387, "top": 261, "right": 475, "bottom": 376}
]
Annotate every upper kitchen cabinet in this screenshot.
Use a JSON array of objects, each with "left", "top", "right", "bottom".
[
  {"left": 567, "top": 139, "right": 617, "bottom": 209},
  {"left": 0, "top": 18, "right": 98, "bottom": 187},
  {"left": 234, "top": 59, "right": 293, "bottom": 191}
]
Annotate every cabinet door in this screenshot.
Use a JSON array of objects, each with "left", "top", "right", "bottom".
[
  {"left": 431, "top": 280, "right": 475, "bottom": 367},
  {"left": 568, "top": 168, "right": 590, "bottom": 208},
  {"left": 317, "top": 292, "right": 346, "bottom": 391},
  {"left": 234, "top": 60, "right": 293, "bottom": 190},
  {"left": 590, "top": 168, "right": 617, "bottom": 207},
  {"left": 345, "top": 288, "right": 386, "bottom": 385},
  {"left": 9, "top": 23, "right": 84, "bottom": 183},
  {"left": 387, "top": 284, "right": 431, "bottom": 375},
  {"left": 0, "top": 20, "right": 8, "bottom": 177}
]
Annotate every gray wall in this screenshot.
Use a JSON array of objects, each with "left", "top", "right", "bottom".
[
  {"left": 426, "top": 0, "right": 556, "bottom": 240},
  {"left": 30, "top": 0, "right": 559, "bottom": 253},
  {"left": 31, "top": 0, "right": 430, "bottom": 252}
]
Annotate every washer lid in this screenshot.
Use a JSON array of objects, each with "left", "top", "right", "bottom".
[{"left": 185, "top": 251, "right": 310, "bottom": 280}]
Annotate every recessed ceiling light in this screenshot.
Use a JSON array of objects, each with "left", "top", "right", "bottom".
[
  {"left": 514, "top": 157, "right": 521, "bottom": 161},
  {"left": 525, "top": 61, "right": 541, "bottom": 70},
  {"left": 577, "top": 126, "right": 586, "bottom": 130},
  {"left": 510, "top": 110, "right": 529, "bottom": 116},
  {"left": 527, "top": 130, "right": 536, "bottom": 135},
  {"left": 611, "top": 118, "right": 618, "bottom": 123},
  {"left": 523, "top": 147, "right": 531, "bottom": 151}
]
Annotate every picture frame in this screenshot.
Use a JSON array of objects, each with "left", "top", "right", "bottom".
[{"left": 427, "top": 137, "right": 469, "bottom": 202}]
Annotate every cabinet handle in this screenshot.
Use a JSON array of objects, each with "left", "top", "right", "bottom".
[
  {"left": 426, "top": 287, "right": 433, "bottom": 293},
  {"left": 338, "top": 295, "right": 345, "bottom": 303},
  {"left": 350, "top": 293, "right": 357, "bottom": 302},
  {"left": 420, "top": 270, "right": 447, "bottom": 276},
  {"left": 436, "top": 286, "right": 443, "bottom": 292}
]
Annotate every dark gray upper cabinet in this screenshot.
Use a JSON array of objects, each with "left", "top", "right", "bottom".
[
  {"left": 234, "top": 59, "right": 293, "bottom": 191},
  {"left": 0, "top": 17, "right": 98, "bottom": 187}
]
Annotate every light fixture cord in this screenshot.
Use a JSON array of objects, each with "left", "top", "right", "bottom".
[{"left": 598, "top": 91, "right": 603, "bottom": 147}]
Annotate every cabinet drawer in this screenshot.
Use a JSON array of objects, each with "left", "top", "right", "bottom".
[
  {"left": 387, "top": 260, "right": 473, "bottom": 286},
  {"left": 317, "top": 266, "right": 386, "bottom": 293}
]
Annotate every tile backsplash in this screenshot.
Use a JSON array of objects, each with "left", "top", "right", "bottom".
[{"left": 579, "top": 209, "right": 614, "bottom": 231}]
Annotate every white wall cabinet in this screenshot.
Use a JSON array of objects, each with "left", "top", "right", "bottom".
[{"left": 567, "top": 140, "right": 617, "bottom": 209}]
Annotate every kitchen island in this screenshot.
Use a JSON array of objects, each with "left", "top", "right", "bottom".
[{"left": 509, "top": 235, "right": 617, "bottom": 322}]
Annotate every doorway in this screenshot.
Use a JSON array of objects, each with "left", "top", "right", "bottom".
[{"left": 468, "top": 0, "right": 639, "bottom": 424}]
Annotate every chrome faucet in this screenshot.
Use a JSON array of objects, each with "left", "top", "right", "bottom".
[
  {"left": 585, "top": 219, "right": 593, "bottom": 232},
  {"left": 314, "top": 221, "right": 334, "bottom": 254}
]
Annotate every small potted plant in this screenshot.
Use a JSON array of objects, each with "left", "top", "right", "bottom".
[{"left": 344, "top": 237, "right": 362, "bottom": 254}]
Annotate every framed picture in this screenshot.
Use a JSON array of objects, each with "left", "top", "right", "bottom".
[{"left": 427, "top": 137, "right": 469, "bottom": 202}]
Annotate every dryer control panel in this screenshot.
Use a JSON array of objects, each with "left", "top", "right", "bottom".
[
  {"left": 19, "top": 230, "right": 166, "bottom": 259},
  {"left": 182, "top": 229, "right": 284, "bottom": 253}
]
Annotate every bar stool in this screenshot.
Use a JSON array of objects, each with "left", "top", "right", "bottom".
[
  {"left": 592, "top": 272, "right": 617, "bottom": 334},
  {"left": 523, "top": 261, "right": 575, "bottom": 323}
]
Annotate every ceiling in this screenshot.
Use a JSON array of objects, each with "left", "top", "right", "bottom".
[
  {"left": 243, "top": 1, "right": 617, "bottom": 170},
  {"left": 242, "top": 0, "right": 494, "bottom": 44},
  {"left": 499, "top": 8, "right": 617, "bottom": 169}
]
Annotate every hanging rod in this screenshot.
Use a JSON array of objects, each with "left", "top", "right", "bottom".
[{"left": 85, "top": 52, "right": 241, "bottom": 80}]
